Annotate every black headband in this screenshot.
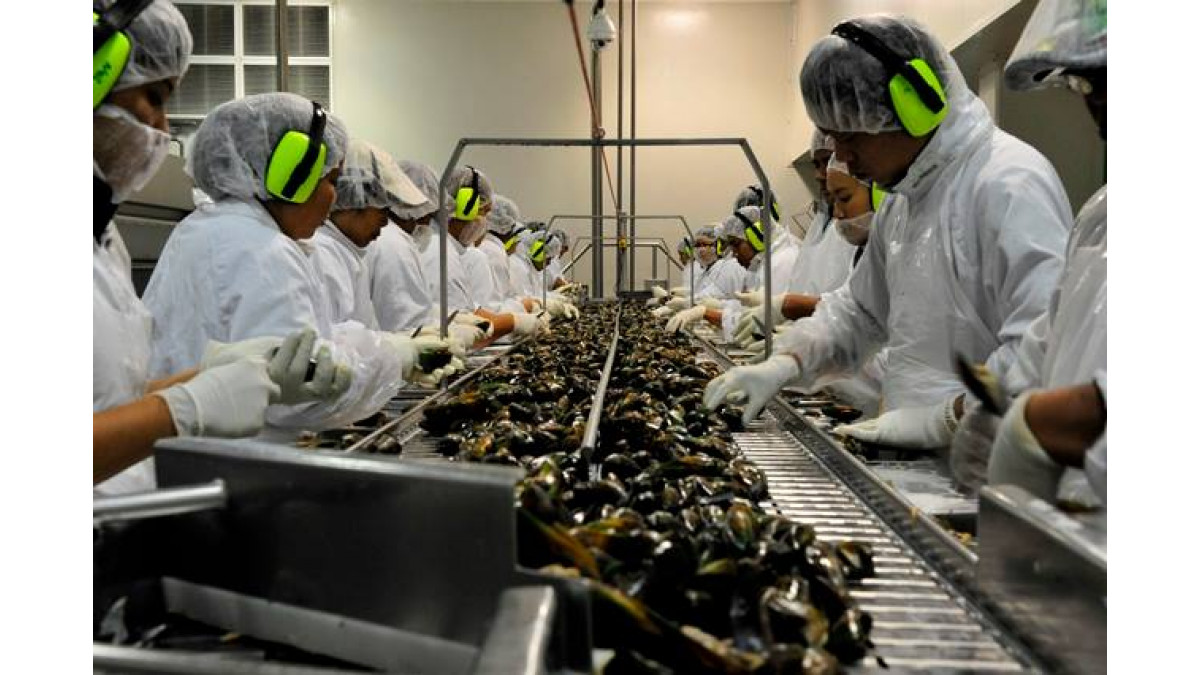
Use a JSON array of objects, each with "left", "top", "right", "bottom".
[{"left": 280, "top": 100, "right": 328, "bottom": 200}]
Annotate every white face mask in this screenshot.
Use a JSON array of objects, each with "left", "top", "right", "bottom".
[
  {"left": 834, "top": 211, "right": 872, "bottom": 246},
  {"left": 412, "top": 222, "right": 434, "bottom": 251},
  {"left": 93, "top": 104, "right": 171, "bottom": 203}
]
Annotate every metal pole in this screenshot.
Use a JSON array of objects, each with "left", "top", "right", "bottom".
[
  {"left": 93, "top": 480, "right": 226, "bottom": 523},
  {"left": 590, "top": 46, "right": 604, "bottom": 301},
  {"left": 628, "top": 0, "right": 637, "bottom": 293},
  {"left": 736, "top": 142, "right": 774, "bottom": 356},
  {"left": 616, "top": 0, "right": 625, "bottom": 296},
  {"left": 275, "top": 0, "right": 289, "bottom": 91}
]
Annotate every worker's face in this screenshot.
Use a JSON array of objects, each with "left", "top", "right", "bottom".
[
  {"left": 823, "top": 128, "right": 929, "bottom": 188},
  {"left": 332, "top": 207, "right": 389, "bottom": 247},
  {"left": 391, "top": 213, "right": 432, "bottom": 236},
  {"left": 269, "top": 167, "right": 340, "bottom": 241},
  {"left": 812, "top": 149, "right": 833, "bottom": 203},
  {"left": 695, "top": 237, "right": 717, "bottom": 266},
  {"left": 107, "top": 77, "right": 178, "bottom": 133},
  {"left": 732, "top": 238, "right": 757, "bottom": 267},
  {"left": 826, "top": 171, "right": 871, "bottom": 220}
]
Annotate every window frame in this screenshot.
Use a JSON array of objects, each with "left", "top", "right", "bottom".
[{"left": 170, "top": 0, "right": 334, "bottom": 122}]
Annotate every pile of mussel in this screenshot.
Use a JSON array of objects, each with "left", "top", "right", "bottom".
[{"left": 421, "top": 304, "right": 876, "bottom": 673}]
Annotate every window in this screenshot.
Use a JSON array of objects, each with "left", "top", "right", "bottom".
[{"left": 169, "top": 1, "right": 333, "bottom": 137}]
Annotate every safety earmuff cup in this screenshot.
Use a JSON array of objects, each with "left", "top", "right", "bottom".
[
  {"left": 454, "top": 166, "right": 483, "bottom": 221},
  {"left": 735, "top": 212, "right": 766, "bottom": 253},
  {"left": 94, "top": 0, "right": 157, "bottom": 110},
  {"left": 870, "top": 182, "right": 888, "bottom": 211},
  {"left": 530, "top": 239, "right": 547, "bottom": 265},
  {"left": 715, "top": 239, "right": 725, "bottom": 257},
  {"left": 748, "top": 186, "right": 782, "bottom": 222},
  {"left": 265, "top": 101, "right": 329, "bottom": 204},
  {"left": 832, "top": 22, "right": 948, "bottom": 138}
]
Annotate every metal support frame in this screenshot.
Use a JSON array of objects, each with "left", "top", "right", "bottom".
[
  {"left": 274, "top": 0, "right": 289, "bottom": 92},
  {"left": 561, "top": 239, "right": 684, "bottom": 287}
]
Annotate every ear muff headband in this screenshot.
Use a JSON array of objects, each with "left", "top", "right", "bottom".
[
  {"left": 454, "top": 166, "right": 482, "bottom": 221},
  {"left": 748, "top": 185, "right": 782, "bottom": 221},
  {"left": 734, "top": 211, "right": 766, "bottom": 253},
  {"left": 93, "top": 0, "right": 156, "bottom": 110},
  {"left": 870, "top": 182, "right": 887, "bottom": 211},
  {"left": 504, "top": 226, "right": 526, "bottom": 252},
  {"left": 265, "top": 100, "right": 329, "bottom": 204},
  {"left": 831, "top": 22, "right": 948, "bottom": 138}
]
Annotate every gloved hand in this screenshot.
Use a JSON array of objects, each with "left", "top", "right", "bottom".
[
  {"left": 651, "top": 286, "right": 671, "bottom": 300},
  {"left": 545, "top": 296, "right": 580, "bottom": 320},
  {"left": 651, "top": 305, "right": 678, "bottom": 320},
  {"left": 512, "top": 312, "right": 551, "bottom": 337},
  {"left": 665, "top": 305, "right": 707, "bottom": 333},
  {"left": 384, "top": 333, "right": 454, "bottom": 378},
  {"left": 453, "top": 312, "right": 494, "bottom": 338},
  {"left": 703, "top": 354, "right": 801, "bottom": 427},
  {"left": 835, "top": 396, "right": 955, "bottom": 449},
  {"left": 666, "top": 296, "right": 691, "bottom": 311},
  {"left": 733, "top": 295, "right": 787, "bottom": 347},
  {"left": 411, "top": 356, "right": 466, "bottom": 387},
  {"left": 987, "top": 391, "right": 1064, "bottom": 501},
  {"left": 734, "top": 290, "right": 765, "bottom": 307},
  {"left": 199, "top": 335, "right": 282, "bottom": 370},
  {"left": 154, "top": 358, "right": 279, "bottom": 437},
  {"left": 447, "top": 323, "right": 486, "bottom": 356},
  {"left": 267, "top": 329, "right": 353, "bottom": 404},
  {"left": 949, "top": 399, "right": 1000, "bottom": 493},
  {"left": 670, "top": 286, "right": 688, "bottom": 297},
  {"left": 557, "top": 282, "right": 580, "bottom": 294},
  {"left": 835, "top": 399, "right": 959, "bottom": 449},
  {"left": 698, "top": 296, "right": 724, "bottom": 311}
]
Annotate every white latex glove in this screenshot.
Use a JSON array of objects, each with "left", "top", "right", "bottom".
[
  {"left": 666, "top": 305, "right": 707, "bottom": 333},
  {"left": 734, "top": 290, "right": 765, "bottom": 307},
  {"left": 987, "top": 391, "right": 1064, "bottom": 501},
  {"left": 666, "top": 296, "right": 691, "bottom": 311},
  {"left": 155, "top": 358, "right": 279, "bottom": 437},
  {"left": 670, "top": 286, "right": 688, "bottom": 297},
  {"left": 447, "top": 323, "right": 486, "bottom": 356},
  {"left": 545, "top": 296, "right": 580, "bottom": 320},
  {"left": 651, "top": 305, "right": 678, "bottom": 320},
  {"left": 411, "top": 356, "right": 465, "bottom": 387},
  {"left": 267, "top": 329, "right": 353, "bottom": 404},
  {"left": 733, "top": 295, "right": 787, "bottom": 347},
  {"left": 703, "top": 355, "right": 801, "bottom": 427},
  {"left": 698, "top": 296, "right": 724, "bottom": 311},
  {"left": 512, "top": 312, "right": 551, "bottom": 337},
  {"left": 949, "top": 400, "right": 1000, "bottom": 493},
  {"left": 651, "top": 286, "right": 671, "bottom": 299},
  {"left": 454, "top": 312, "right": 494, "bottom": 338},
  {"left": 557, "top": 282, "right": 580, "bottom": 294},
  {"left": 835, "top": 399, "right": 959, "bottom": 450},
  {"left": 384, "top": 333, "right": 453, "bottom": 378},
  {"left": 199, "top": 335, "right": 282, "bottom": 370}
]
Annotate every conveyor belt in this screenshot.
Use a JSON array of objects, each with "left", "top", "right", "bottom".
[{"left": 737, "top": 416, "right": 1026, "bottom": 672}]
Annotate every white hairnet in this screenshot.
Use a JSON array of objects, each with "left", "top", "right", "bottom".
[
  {"left": 334, "top": 139, "right": 428, "bottom": 212},
  {"left": 811, "top": 129, "right": 835, "bottom": 153},
  {"left": 99, "top": 0, "right": 193, "bottom": 93},
  {"left": 448, "top": 166, "right": 495, "bottom": 215},
  {"left": 800, "top": 15, "right": 969, "bottom": 134},
  {"left": 1005, "top": 0, "right": 1106, "bottom": 91},
  {"left": 695, "top": 225, "right": 719, "bottom": 241},
  {"left": 187, "top": 92, "right": 349, "bottom": 202},
  {"left": 525, "top": 220, "right": 548, "bottom": 232},
  {"left": 544, "top": 235, "right": 563, "bottom": 259},
  {"left": 486, "top": 195, "right": 521, "bottom": 235},
  {"left": 719, "top": 206, "right": 762, "bottom": 242},
  {"left": 826, "top": 156, "right": 852, "bottom": 177},
  {"left": 549, "top": 228, "right": 570, "bottom": 248},
  {"left": 395, "top": 160, "right": 445, "bottom": 221}
]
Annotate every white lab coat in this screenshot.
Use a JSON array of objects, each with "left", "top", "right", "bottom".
[
  {"left": 479, "top": 234, "right": 511, "bottom": 303},
  {"left": 143, "top": 199, "right": 407, "bottom": 431},
  {"left": 420, "top": 233, "right": 475, "bottom": 313},
  {"left": 508, "top": 253, "right": 541, "bottom": 300},
  {"left": 789, "top": 209, "right": 859, "bottom": 295},
  {"left": 94, "top": 224, "right": 157, "bottom": 495},
  {"left": 746, "top": 228, "right": 802, "bottom": 295},
  {"left": 693, "top": 256, "right": 746, "bottom": 300},
  {"left": 310, "top": 223, "right": 379, "bottom": 329},
  {"left": 366, "top": 224, "right": 433, "bottom": 332},
  {"left": 679, "top": 260, "right": 701, "bottom": 291},
  {"left": 1005, "top": 186, "right": 1107, "bottom": 504},
  {"left": 462, "top": 245, "right": 498, "bottom": 311},
  {"left": 777, "top": 88, "right": 1072, "bottom": 415},
  {"left": 547, "top": 256, "right": 565, "bottom": 285}
]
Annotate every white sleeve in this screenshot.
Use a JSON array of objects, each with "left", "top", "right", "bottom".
[
  {"left": 310, "top": 236, "right": 356, "bottom": 325},
  {"left": 776, "top": 217, "right": 890, "bottom": 390},
  {"left": 368, "top": 237, "right": 433, "bottom": 332}
]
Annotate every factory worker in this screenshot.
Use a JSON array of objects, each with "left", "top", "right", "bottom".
[
  {"left": 545, "top": 229, "right": 573, "bottom": 290},
  {"left": 366, "top": 159, "right": 440, "bottom": 332},
  {"left": 462, "top": 221, "right": 500, "bottom": 310},
  {"left": 479, "top": 194, "right": 522, "bottom": 306},
  {"left": 705, "top": 14, "right": 1072, "bottom": 441},
  {"left": 951, "top": 0, "right": 1107, "bottom": 504},
  {"left": 733, "top": 156, "right": 875, "bottom": 347},
  {"left": 93, "top": 1, "right": 341, "bottom": 494},
  {"left": 678, "top": 237, "right": 695, "bottom": 270},
  {"left": 788, "top": 131, "right": 861, "bottom": 296},
  {"left": 143, "top": 93, "right": 454, "bottom": 434},
  {"left": 312, "top": 139, "right": 429, "bottom": 329}
]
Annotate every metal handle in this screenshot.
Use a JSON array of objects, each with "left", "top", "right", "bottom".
[{"left": 93, "top": 479, "right": 227, "bottom": 523}]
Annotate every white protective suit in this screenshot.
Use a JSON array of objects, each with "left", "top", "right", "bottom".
[
  {"left": 143, "top": 199, "right": 407, "bottom": 430},
  {"left": 463, "top": 245, "right": 499, "bottom": 310},
  {"left": 366, "top": 224, "right": 434, "bottom": 332},
  {"left": 421, "top": 233, "right": 476, "bottom": 313},
  {"left": 479, "top": 234, "right": 513, "bottom": 305},
  {"left": 310, "top": 222, "right": 379, "bottom": 329},
  {"left": 693, "top": 256, "right": 747, "bottom": 300},
  {"left": 1004, "top": 186, "right": 1107, "bottom": 503},
  {"left": 744, "top": 225, "right": 802, "bottom": 295},
  {"left": 778, "top": 68, "right": 1072, "bottom": 414},
  {"left": 789, "top": 207, "right": 859, "bottom": 295},
  {"left": 94, "top": 224, "right": 158, "bottom": 495}
]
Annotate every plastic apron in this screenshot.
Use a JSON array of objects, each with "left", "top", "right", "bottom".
[{"left": 94, "top": 226, "right": 156, "bottom": 495}]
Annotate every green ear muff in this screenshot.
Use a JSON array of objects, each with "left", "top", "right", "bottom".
[
  {"left": 265, "top": 100, "right": 328, "bottom": 204},
  {"left": 870, "top": 182, "right": 887, "bottom": 211},
  {"left": 504, "top": 227, "right": 525, "bottom": 252},
  {"left": 715, "top": 239, "right": 724, "bottom": 256},
  {"left": 454, "top": 166, "right": 482, "bottom": 221},
  {"left": 530, "top": 239, "right": 547, "bottom": 265},
  {"left": 832, "top": 22, "right": 948, "bottom": 138},
  {"left": 734, "top": 211, "right": 766, "bottom": 253},
  {"left": 93, "top": 0, "right": 155, "bottom": 110}
]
